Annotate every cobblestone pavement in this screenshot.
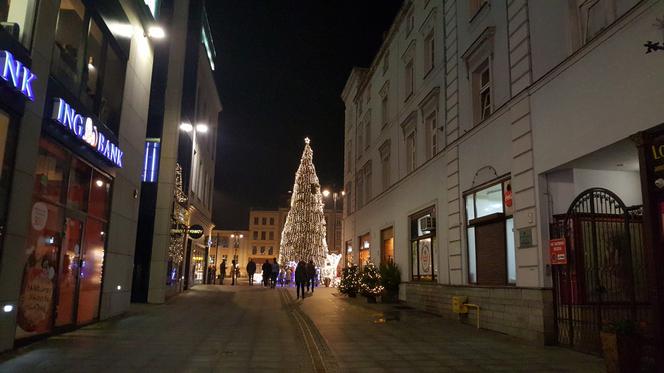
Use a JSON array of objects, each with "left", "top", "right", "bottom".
[
  {"left": 0, "top": 284, "right": 313, "bottom": 372},
  {"left": 0, "top": 284, "right": 606, "bottom": 372},
  {"left": 291, "top": 286, "right": 606, "bottom": 373}
]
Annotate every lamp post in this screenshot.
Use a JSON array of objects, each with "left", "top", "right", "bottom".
[{"left": 230, "top": 232, "right": 243, "bottom": 285}]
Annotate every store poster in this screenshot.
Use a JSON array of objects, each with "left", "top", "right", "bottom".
[{"left": 419, "top": 239, "right": 432, "bottom": 275}]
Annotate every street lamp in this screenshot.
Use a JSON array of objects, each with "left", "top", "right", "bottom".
[
  {"left": 322, "top": 188, "right": 343, "bottom": 257},
  {"left": 230, "top": 232, "right": 243, "bottom": 285}
]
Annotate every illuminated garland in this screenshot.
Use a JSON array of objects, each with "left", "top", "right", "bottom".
[
  {"left": 174, "top": 163, "right": 188, "bottom": 203},
  {"left": 278, "top": 138, "right": 328, "bottom": 267}
]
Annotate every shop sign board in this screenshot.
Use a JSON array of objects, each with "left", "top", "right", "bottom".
[
  {"left": 51, "top": 98, "right": 124, "bottom": 168},
  {"left": 549, "top": 238, "right": 567, "bottom": 265},
  {"left": 188, "top": 224, "right": 204, "bottom": 240},
  {"left": 0, "top": 50, "right": 36, "bottom": 101}
]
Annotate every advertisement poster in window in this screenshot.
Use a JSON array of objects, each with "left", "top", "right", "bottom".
[{"left": 419, "top": 238, "right": 432, "bottom": 275}]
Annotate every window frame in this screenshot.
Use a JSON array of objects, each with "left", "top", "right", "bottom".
[
  {"left": 409, "top": 207, "right": 436, "bottom": 282},
  {"left": 464, "top": 177, "right": 516, "bottom": 286}
]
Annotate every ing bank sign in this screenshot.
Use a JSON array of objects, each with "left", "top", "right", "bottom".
[{"left": 51, "top": 98, "right": 124, "bottom": 168}]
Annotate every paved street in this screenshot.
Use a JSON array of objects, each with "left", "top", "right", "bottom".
[{"left": 0, "top": 284, "right": 604, "bottom": 372}]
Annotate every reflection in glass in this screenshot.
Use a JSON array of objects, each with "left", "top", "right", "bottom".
[
  {"left": 67, "top": 158, "right": 91, "bottom": 211},
  {"left": 55, "top": 217, "right": 82, "bottom": 327},
  {"left": 77, "top": 218, "right": 105, "bottom": 324},
  {"left": 52, "top": 0, "right": 86, "bottom": 94},
  {"left": 82, "top": 19, "right": 104, "bottom": 108},
  {"left": 99, "top": 46, "right": 125, "bottom": 133},
  {"left": 88, "top": 170, "right": 110, "bottom": 219},
  {"left": 468, "top": 227, "right": 477, "bottom": 283},
  {"left": 474, "top": 183, "right": 503, "bottom": 218},
  {"left": 506, "top": 218, "right": 516, "bottom": 284},
  {"left": 34, "top": 139, "right": 68, "bottom": 205}
]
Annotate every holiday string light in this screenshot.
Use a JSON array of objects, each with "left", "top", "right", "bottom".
[{"left": 278, "top": 138, "right": 328, "bottom": 267}]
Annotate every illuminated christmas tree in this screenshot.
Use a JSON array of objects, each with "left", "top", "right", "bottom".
[
  {"left": 360, "top": 261, "right": 384, "bottom": 298},
  {"left": 279, "top": 138, "right": 328, "bottom": 267}
]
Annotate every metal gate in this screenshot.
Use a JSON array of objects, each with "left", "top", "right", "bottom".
[{"left": 550, "top": 188, "right": 650, "bottom": 355}]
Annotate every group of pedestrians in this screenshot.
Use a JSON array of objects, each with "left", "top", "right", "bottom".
[
  {"left": 245, "top": 258, "right": 281, "bottom": 288},
  {"left": 294, "top": 259, "right": 316, "bottom": 300}
]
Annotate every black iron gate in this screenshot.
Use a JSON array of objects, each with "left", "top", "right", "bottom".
[{"left": 550, "top": 188, "right": 650, "bottom": 355}]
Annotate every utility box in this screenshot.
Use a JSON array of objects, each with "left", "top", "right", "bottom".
[{"left": 452, "top": 296, "right": 468, "bottom": 314}]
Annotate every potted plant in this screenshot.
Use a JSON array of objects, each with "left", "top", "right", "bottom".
[
  {"left": 600, "top": 319, "right": 642, "bottom": 373},
  {"left": 339, "top": 265, "right": 360, "bottom": 298},
  {"left": 379, "top": 261, "right": 401, "bottom": 303},
  {"left": 359, "top": 261, "right": 383, "bottom": 303}
]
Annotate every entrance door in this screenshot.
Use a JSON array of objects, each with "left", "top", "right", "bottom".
[
  {"left": 54, "top": 217, "right": 82, "bottom": 327},
  {"left": 77, "top": 218, "right": 105, "bottom": 324},
  {"left": 551, "top": 188, "right": 649, "bottom": 355}
]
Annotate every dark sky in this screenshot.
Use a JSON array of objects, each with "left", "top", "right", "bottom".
[{"left": 207, "top": 0, "right": 403, "bottom": 229}]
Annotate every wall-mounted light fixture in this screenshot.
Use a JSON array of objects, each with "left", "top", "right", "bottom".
[{"left": 179, "top": 122, "right": 193, "bottom": 132}]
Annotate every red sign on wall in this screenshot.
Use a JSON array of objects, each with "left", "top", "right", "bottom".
[{"left": 549, "top": 238, "right": 567, "bottom": 265}]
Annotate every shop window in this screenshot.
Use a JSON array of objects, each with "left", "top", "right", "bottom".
[
  {"left": 345, "top": 240, "right": 353, "bottom": 266},
  {"left": 0, "top": 111, "right": 18, "bottom": 253},
  {"left": 359, "top": 233, "right": 370, "bottom": 270},
  {"left": 52, "top": 0, "right": 127, "bottom": 134},
  {"left": 410, "top": 207, "right": 436, "bottom": 281},
  {"left": 17, "top": 138, "right": 112, "bottom": 339},
  {"left": 465, "top": 180, "right": 516, "bottom": 285},
  {"left": 380, "top": 227, "right": 394, "bottom": 264},
  {"left": 0, "top": 0, "right": 38, "bottom": 48}
]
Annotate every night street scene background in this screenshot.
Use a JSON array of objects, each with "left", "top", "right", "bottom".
[{"left": 0, "top": 0, "right": 662, "bottom": 372}]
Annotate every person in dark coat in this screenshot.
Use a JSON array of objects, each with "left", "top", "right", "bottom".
[
  {"left": 262, "top": 260, "right": 271, "bottom": 287},
  {"left": 219, "top": 259, "right": 227, "bottom": 285},
  {"left": 306, "top": 259, "right": 316, "bottom": 293},
  {"left": 231, "top": 259, "right": 237, "bottom": 286},
  {"left": 270, "top": 258, "right": 280, "bottom": 289},
  {"left": 295, "top": 261, "right": 307, "bottom": 299},
  {"left": 246, "top": 259, "right": 256, "bottom": 286}
]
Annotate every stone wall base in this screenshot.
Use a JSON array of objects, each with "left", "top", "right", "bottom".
[{"left": 404, "top": 283, "right": 555, "bottom": 344}]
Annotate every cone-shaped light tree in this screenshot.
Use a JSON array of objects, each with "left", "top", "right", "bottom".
[{"left": 279, "top": 138, "right": 328, "bottom": 267}]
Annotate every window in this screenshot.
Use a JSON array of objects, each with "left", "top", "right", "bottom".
[
  {"left": 406, "top": 132, "right": 416, "bottom": 173},
  {"left": 425, "top": 112, "right": 437, "bottom": 159},
  {"left": 465, "top": 180, "right": 516, "bottom": 285},
  {"left": 269, "top": 231, "right": 274, "bottom": 240},
  {"left": 404, "top": 60, "right": 414, "bottom": 99},
  {"left": 469, "top": 0, "right": 488, "bottom": 17},
  {"left": 356, "top": 174, "right": 364, "bottom": 209},
  {"left": 261, "top": 231, "right": 266, "bottom": 240},
  {"left": 380, "top": 141, "right": 391, "bottom": 191},
  {"left": 405, "top": 9, "right": 414, "bottom": 35},
  {"left": 364, "top": 162, "right": 372, "bottom": 202},
  {"left": 364, "top": 120, "right": 371, "bottom": 149},
  {"left": 473, "top": 59, "right": 492, "bottom": 124},
  {"left": 253, "top": 217, "right": 258, "bottom": 225},
  {"left": 260, "top": 246, "right": 265, "bottom": 254},
  {"left": 0, "top": 0, "right": 38, "bottom": 47},
  {"left": 268, "top": 247, "right": 273, "bottom": 255},
  {"left": 359, "top": 233, "right": 371, "bottom": 270},
  {"left": 381, "top": 95, "right": 388, "bottom": 128},
  {"left": 357, "top": 123, "right": 364, "bottom": 157},
  {"left": 221, "top": 236, "right": 229, "bottom": 248},
  {"left": 253, "top": 231, "right": 258, "bottom": 240},
  {"left": 346, "top": 141, "right": 352, "bottom": 173},
  {"left": 52, "top": 1, "right": 127, "bottom": 134},
  {"left": 345, "top": 181, "right": 353, "bottom": 214},
  {"left": 252, "top": 246, "right": 257, "bottom": 255},
  {"left": 262, "top": 217, "right": 266, "bottom": 225},
  {"left": 410, "top": 208, "right": 436, "bottom": 281},
  {"left": 381, "top": 227, "right": 394, "bottom": 264},
  {"left": 424, "top": 32, "right": 435, "bottom": 73},
  {"left": 382, "top": 50, "right": 389, "bottom": 75}
]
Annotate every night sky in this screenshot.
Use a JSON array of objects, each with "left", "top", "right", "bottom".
[{"left": 207, "top": 0, "right": 404, "bottom": 229}]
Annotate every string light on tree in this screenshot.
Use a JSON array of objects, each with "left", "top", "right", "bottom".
[{"left": 278, "top": 137, "right": 328, "bottom": 267}]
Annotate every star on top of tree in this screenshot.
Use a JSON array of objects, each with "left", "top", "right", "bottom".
[{"left": 305, "top": 137, "right": 310, "bottom": 144}]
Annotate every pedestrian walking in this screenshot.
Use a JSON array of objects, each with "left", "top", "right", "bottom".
[
  {"left": 306, "top": 259, "right": 316, "bottom": 293},
  {"left": 271, "top": 258, "right": 280, "bottom": 288},
  {"left": 219, "top": 259, "right": 227, "bottom": 285},
  {"left": 285, "top": 267, "right": 292, "bottom": 287},
  {"left": 295, "top": 260, "right": 307, "bottom": 299},
  {"left": 262, "top": 260, "right": 271, "bottom": 287},
  {"left": 246, "top": 259, "right": 256, "bottom": 286},
  {"left": 231, "top": 259, "right": 237, "bottom": 286}
]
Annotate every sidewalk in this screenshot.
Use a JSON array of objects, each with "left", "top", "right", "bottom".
[{"left": 291, "top": 286, "right": 605, "bottom": 372}]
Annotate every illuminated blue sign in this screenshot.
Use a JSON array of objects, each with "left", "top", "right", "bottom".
[
  {"left": 51, "top": 98, "right": 124, "bottom": 168},
  {"left": 0, "top": 50, "right": 36, "bottom": 101},
  {"left": 142, "top": 140, "right": 160, "bottom": 182}
]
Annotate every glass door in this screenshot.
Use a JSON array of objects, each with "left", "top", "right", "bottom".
[
  {"left": 77, "top": 218, "right": 105, "bottom": 323},
  {"left": 54, "top": 217, "right": 83, "bottom": 327}
]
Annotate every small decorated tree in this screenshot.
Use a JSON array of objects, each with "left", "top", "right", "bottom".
[
  {"left": 360, "top": 262, "right": 384, "bottom": 302},
  {"left": 339, "top": 265, "right": 360, "bottom": 297}
]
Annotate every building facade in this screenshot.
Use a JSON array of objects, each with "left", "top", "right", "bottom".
[
  {"left": 0, "top": 0, "right": 158, "bottom": 350},
  {"left": 342, "top": 0, "right": 664, "bottom": 360},
  {"left": 132, "top": 0, "right": 221, "bottom": 303},
  {"left": 210, "top": 230, "right": 249, "bottom": 279}
]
